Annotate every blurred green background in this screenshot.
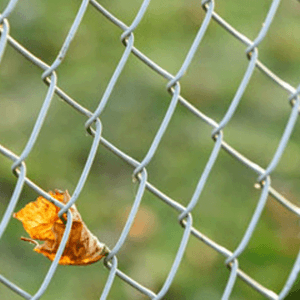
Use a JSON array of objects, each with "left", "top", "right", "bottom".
[{"left": 0, "top": 0, "right": 300, "bottom": 299}]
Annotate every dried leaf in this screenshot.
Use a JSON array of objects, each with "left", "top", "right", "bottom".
[{"left": 14, "top": 190, "right": 109, "bottom": 265}]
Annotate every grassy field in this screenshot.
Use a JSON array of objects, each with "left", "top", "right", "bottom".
[{"left": 0, "top": 0, "right": 300, "bottom": 299}]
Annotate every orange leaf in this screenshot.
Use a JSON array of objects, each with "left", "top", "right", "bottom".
[{"left": 14, "top": 190, "right": 109, "bottom": 265}]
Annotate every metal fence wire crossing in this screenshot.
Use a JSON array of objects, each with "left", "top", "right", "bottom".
[{"left": 0, "top": 0, "right": 300, "bottom": 299}]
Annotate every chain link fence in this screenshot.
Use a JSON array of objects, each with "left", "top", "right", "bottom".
[{"left": 0, "top": 0, "right": 300, "bottom": 299}]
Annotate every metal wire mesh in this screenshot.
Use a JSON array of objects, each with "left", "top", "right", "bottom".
[{"left": 0, "top": 0, "right": 300, "bottom": 299}]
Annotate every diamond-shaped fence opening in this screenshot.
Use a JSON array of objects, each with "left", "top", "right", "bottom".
[{"left": 0, "top": 0, "right": 300, "bottom": 299}]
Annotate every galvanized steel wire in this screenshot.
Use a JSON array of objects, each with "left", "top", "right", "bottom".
[{"left": 0, "top": 0, "right": 300, "bottom": 299}]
